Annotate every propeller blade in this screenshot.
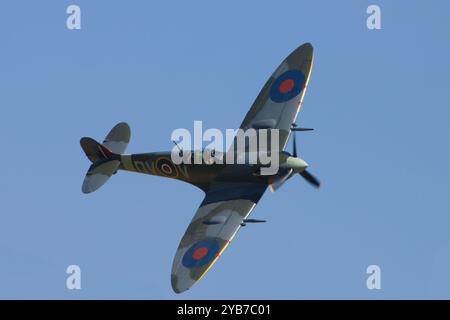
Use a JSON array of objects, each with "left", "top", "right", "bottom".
[
  {"left": 299, "top": 170, "right": 321, "bottom": 188},
  {"left": 292, "top": 131, "right": 297, "bottom": 157},
  {"left": 269, "top": 169, "right": 294, "bottom": 192}
]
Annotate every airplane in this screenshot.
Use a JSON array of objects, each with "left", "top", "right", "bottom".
[{"left": 80, "top": 43, "right": 320, "bottom": 293}]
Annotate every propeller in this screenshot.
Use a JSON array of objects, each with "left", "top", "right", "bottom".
[
  {"left": 270, "top": 124, "right": 320, "bottom": 191},
  {"left": 291, "top": 124, "right": 320, "bottom": 188},
  {"left": 292, "top": 127, "right": 298, "bottom": 157},
  {"left": 300, "top": 169, "right": 320, "bottom": 188},
  {"left": 269, "top": 168, "right": 294, "bottom": 192}
]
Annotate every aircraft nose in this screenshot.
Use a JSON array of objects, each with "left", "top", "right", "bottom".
[{"left": 286, "top": 157, "right": 308, "bottom": 172}]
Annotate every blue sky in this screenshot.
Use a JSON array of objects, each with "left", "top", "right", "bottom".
[{"left": 1, "top": 0, "right": 450, "bottom": 299}]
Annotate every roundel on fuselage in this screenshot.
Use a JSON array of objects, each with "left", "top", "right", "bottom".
[{"left": 156, "top": 157, "right": 178, "bottom": 178}]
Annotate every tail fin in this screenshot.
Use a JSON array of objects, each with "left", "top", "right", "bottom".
[
  {"left": 80, "top": 122, "right": 131, "bottom": 194},
  {"left": 80, "top": 137, "right": 115, "bottom": 163}
]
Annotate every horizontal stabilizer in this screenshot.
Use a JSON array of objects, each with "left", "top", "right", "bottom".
[
  {"left": 82, "top": 160, "right": 120, "bottom": 194},
  {"left": 102, "top": 122, "right": 130, "bottom": 154}
]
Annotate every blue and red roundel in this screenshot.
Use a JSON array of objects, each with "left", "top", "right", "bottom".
[
  {"left": 269, "top": 69, "right": 306, "bottom": 103},
  {"left": 182, "top": 238, "right": 220, "bottom": 268}
]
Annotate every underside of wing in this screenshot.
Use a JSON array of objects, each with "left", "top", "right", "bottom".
[
  {"left": 238, "top": 43, "right": 314, "bottom": 152},
  {"left": 171, "top": 183, "right": 266, "bottom": 293}
]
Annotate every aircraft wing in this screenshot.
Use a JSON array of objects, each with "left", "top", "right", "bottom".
[
  {"left": 171, "top": 182, "right": 267, "bottom": 293},
  {"left": 238, "top": 43, "right": 314, "bottom": 152}
]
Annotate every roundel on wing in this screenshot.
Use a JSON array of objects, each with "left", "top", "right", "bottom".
[
  {"left": 156, "top": 157, "right": 178, "bottom": 178},
  {"left": 269, "top": 69, "right": 306, "bottom": 103},
  {"left": 182, "top": 238, "right": 220, "bottom": 269}
]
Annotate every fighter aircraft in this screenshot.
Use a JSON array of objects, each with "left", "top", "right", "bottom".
[{"left": 80, "top": 43, "right": 320, "bottom": 293}]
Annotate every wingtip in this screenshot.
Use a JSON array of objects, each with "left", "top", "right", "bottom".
[
  {"left": 172, "top": 286, "right": 188, "bottom": 294},
  {"left": 171, "top": 274, "right": 192, "bottom": 294},
  {"left": 81, "top": 181, "right": 92, "bottom": 194}
]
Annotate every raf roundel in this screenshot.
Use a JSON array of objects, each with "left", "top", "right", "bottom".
[
  {"left": 156, "top": 157, "right": 178, "bottom": 178},
  {"left": 269, "top": 69, "right": 306, "bottom": 103},
  {"left": 182, "top": 238, "right": 220, "bottom": 269}
]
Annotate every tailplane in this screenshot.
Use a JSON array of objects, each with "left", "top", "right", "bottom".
[{"left": 80, "top": 122, "right": 131, "bottom": 194}]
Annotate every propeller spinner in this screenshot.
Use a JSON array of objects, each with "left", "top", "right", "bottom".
[{"left": 269, "top": 124, "right": 320, "bottom": 191}]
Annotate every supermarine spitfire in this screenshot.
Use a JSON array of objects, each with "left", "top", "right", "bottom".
[{"left": 80, "top": 43, "right": 320, "bottom": 293}]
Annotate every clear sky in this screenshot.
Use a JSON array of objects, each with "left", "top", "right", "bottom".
[{"left": 1, "top": 0, "right": 450, "bottom": 299}]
